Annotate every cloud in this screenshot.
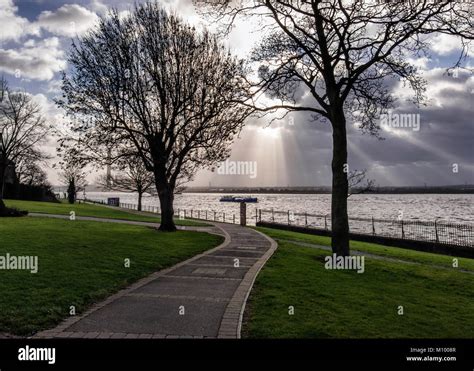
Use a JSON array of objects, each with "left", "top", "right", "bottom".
[
  {"left": 0, "top": 37, "right": 67, "bottom": 80},
  {"left": 0, "top": 0, "right": 39, "bottom": 41},
  {"left": 36, "top": 4, "right": 99, "bottom": 37},
  {"left": 429, "top": 34, "right": 467, "bottom": 56},
  {"left": 89, "top": 0, "right": 109, "bottom": 15}
]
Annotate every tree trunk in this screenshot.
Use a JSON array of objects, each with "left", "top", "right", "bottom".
[
  {"left": 137, "top": 191, "right": 143, "bottom": 211},
  {"left": 67, "top": 179, "right": 75, "bottom": 204},
  {"left": 0, "top": 159, "right": 7, "bottom": 214},
  {"left": 0, "top": 163, "right": 6, "bottom": 201},
  {"left": 157, "top": 186, "right": 176, "bottom": 232},
  {"left": 330, "top": 107, "right": 350, "bottom": 256}
]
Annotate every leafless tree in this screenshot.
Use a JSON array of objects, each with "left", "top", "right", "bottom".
[
  {"left": 347, "top": 169, "right": 375, "bottom": 198},
  {"left": 17, "top": 162, "right": 49, "bottom": 187},
  {"left": 0, "top": 76, "right": 49, "bottom": 208},
  {"left": 15, "top": 147, "right": 51, "bottom": 186},
  {"left": 97, "top": 156, "right": 155, "bottom": 211},
  {"left": 196, "top": 0, "right": 473, "bottom": 255},
  {"left": 58, "top": 2, "right": 253, "bottom": 231},
  {"left": 59, "top": 161, "right": 87, "bottom": 204}
]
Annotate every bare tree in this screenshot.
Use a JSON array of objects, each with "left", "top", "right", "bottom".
[
  {"left": 196, "top": 0, "right": 473, "bottom": 255},
  {"left": 17, "top": 162, "right": 49, "bottom": 187},
  {"left": 0, "top": 77, "right": 49, "bottom": 209},
  {"left": 58, "top": 2, "right": 253, "bottom": 231},
  {"left": 15, "top": 147, "right": 51, "bottom": 186},
  {"left": 59, "top": 161, "right": 87, "bottom": 204},
  {"left": 347, "top": 169, "right": 375, "bottom": 198},
  {"left": 97, "top": 156, "right": 155, "bottom": 211}
]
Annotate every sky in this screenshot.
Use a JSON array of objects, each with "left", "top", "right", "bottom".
[{"left": 0, "top": 0, "right": 473, "bottom": 188}]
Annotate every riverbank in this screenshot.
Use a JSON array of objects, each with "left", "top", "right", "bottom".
[{"left": 242, "top": 227, "right": 474, "bottom": 338}]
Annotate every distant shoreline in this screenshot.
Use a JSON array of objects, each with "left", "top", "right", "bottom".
[
  {"left": 57, "top": 185, "right": 474, "bottom": 195},
  {"left": 180, "top": 190, "right": 474, "bottom": 195},
  {"left": 180, "top": 185, "right": 474, "bottom": 195}
]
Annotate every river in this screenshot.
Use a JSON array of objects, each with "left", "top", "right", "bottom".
[{"left": 82, "top": 192, "right": 473, "bottom": 224}]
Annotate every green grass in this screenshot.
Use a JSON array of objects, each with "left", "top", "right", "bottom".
[
  {"left": 242, "top": 227, "right": 474, "bottom": 338},
  {"left": 255, "top": 226, "right": 474, "bottom": 271},
  {"left": 0, "top": 217, "right": 223, "bottom": 336},
  {"left": 4, "top": 199, "right": 209, "bottom": 227}
]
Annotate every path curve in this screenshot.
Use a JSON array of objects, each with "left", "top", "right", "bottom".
[{"left": 31, "top": 215, "right": 277, "bottom": 339}]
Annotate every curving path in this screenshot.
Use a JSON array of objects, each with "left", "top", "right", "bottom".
[{"left": 32, "top": 217, "right": 277, "bottom": 339}]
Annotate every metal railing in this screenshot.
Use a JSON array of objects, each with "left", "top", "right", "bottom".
[
  {"left": 257, "top": 209, "right": 474, "bottom": 248},
  {"left": 84, "top": 198, "right": 244, "bottom": 225},
  {"left": 83, "top": 198, "right": 473, "bottom": 247}
]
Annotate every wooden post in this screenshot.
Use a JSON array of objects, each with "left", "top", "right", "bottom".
[
  {"left": 287, "top": 210, "right": 290, "bottom": 225},
  {"left": 372, "top": 217, "right": 375, "bottom": 235},
  {"left": 324, "top": 216, "right": 328, "bottom": 230},
  {"left": 214, "top": 211, "right": 216, "bottom": 221},
  {"left": 233, "top": 214, "right": 235, "bottom": 224},
  {"left": 401, "top": 220, "right": 405, "bottom": 238},
  {"left": 305, "top": 212, "right": 308, "bottom": 227},
  {"left": 223, "top": 212, "right": 225, "bottom": 223},
  {"left": 272, "top": 208, "right": 274, "bottom": 222},
  {"left": 259, "top": 209, "right": 262, "bottom": 223},
  {"left": 435, "top": 220, "right": 439, "bottom": 243}
]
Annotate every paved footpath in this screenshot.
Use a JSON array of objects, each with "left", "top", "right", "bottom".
[{"left": 33, "top": 219, "right": 277, "bottom": 339}]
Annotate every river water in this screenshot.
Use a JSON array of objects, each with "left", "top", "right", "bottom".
[{"left": 83, "top": 192, "right": 473, "bottom": 224}]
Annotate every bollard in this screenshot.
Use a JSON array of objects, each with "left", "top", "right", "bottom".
[{"left": 240, "top": 202, "right": 247, "bottom": 226}]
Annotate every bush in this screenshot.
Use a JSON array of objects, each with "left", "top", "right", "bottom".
[
  {"left": 4, "top": 183, "right": 59, "bottom": 203},
  {"left": 0, "top": 200, "right": 28, "bottom": 217}
]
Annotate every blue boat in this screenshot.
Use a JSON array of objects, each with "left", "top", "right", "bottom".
[{"left": 219, "top": 195, "right": 258, "bottom": 203}]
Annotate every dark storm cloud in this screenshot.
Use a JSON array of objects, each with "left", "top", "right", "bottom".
[
  {"left": 2, "top": 0, "right": 472, "bottom": 186},
  {"left": 216, "top": 67, "right": 473, "bottom": 187}
]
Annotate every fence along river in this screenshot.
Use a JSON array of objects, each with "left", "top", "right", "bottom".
[{"left": 83, "top": 192, "right": 474, "bottom": 248}]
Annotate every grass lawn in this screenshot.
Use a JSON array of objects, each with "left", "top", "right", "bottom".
[
  {"left": 242, "top": 227, "right": 474, "bottom": 338},
  {"left": 0, "top": 217, "right": 223, "bottom": 336},
  {"left": 4, "top": 199, "right": 209, "bottom": 227},
  {"left": 255, "top": 226, "right": 474, "bottom": 271}
]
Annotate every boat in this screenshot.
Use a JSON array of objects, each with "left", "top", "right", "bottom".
[{"left": 219, "top": 195, "right": 258, "bottom": 203}]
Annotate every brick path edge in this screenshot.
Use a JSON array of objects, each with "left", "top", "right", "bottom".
[{"left": 217, "top": 228, "right": 278, "bottom": 339}]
